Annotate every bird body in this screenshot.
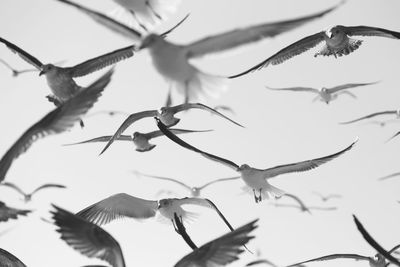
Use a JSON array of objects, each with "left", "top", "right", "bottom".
[{"left": 42, "top": 66, "right": 81, "bottom": 102}]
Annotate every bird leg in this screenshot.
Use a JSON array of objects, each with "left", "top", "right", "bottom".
[
  {"left": 46, "top": 95, "right": 62, "bottom": 107},
  {"left": 129, "top": 11, "right": 148, "bottom": 31},
  {"left": 184, "top": 80, "right": 190, "bottom": 104},
  {"left": 164, "top": 85, "right": 172, "bottom": 107},
  {"left": 253, "top": 189, "right": 259, "bottom": 203},
  {"left": 145, "top": 0, "right": 163, "bottom": 20},
  {"left": 258, "top": 188, "right": 262, "bottom": 203}
]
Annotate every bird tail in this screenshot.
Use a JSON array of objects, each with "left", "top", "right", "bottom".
[{"left": 262, "top": 183, "right": 286, "bottom": 200}]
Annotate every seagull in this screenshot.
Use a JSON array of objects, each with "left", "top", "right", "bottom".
[
  {"left": 65, "top": 128, "right": 212, "bottom": 152},
  {"left": 272, "top": 193, "right": 337, "bottom": 213},
  {"left": 312, "top": 191, "right": 342, "bottom": 202},
  {"left": 266, "top": 81, "right": 378, "bottom": 104},
  {"left": 51, "top": 204, "right": 257, "bottom": 267},
  {"left": 378, "top": 172, "right": 400, "bottom": 181},
  {"left": 99, "top": 102, "right": 243, "bottom": 155},
  {"left": 0, "top": 182, "right": 66, "bottom": 202},
  {"left": 55, "top": 0, "right": 343, "bottom": 104},
  {"left": 0, "top": 248, "right": 27, "bottom": 267},
  {"left": 156, "top": 118, "right": 357, "bottom": 203},
  {"left": 0, "top": 201, "right": 31, "bottom": 222},
  {"left": 0, "top": 36, "right": 133, "bottom": 106},
  {"left": 0, "top": 69, "right": 113, "bottom": 182},
  {"left": 0, "top": 58, "right": 37, "bottom": 77},
  {"left": 340, "top": 109, "right": 400, "bottom": 125},
  {"left": 230, "top": 25, "right": 400, "bottom": 78},
  {"left": 133, "top": 170, "right": 241, "bottom": 196}
]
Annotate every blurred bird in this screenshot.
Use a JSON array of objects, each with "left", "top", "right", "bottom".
[
  {"left": 246, "top": 258, "right": 306, "bottom": 267},
  {"left": 0, "top": 58, "right": 37, "bottom": 77},
  {"left": 230, "top": 25, "right": 400, "bottom": 78},
  {"left": 272, "top": 193, "right": 337, "bottom": 213},
  {"left": 0, "top": 37, "right": 132, "bottom": 106},
  {"left": 55, "top": 0, "right": 343, "bottom": 104},
  {"left": 340, "top": 109, "right": 400, "bottom": 125},
  {"left": 0, "top": 248, "right": 27, "bottom": 267},
  {"left": 84, "top": 110, "right": 130, "bottom": 119},
  {"left": 100, "top": 103, "right": 243, "bottom": 155},
  {"left": 266, "top": 81, "right": 378, "bottom": 104},
  {"left": 378, "top": 172, "right": 400, "bottom": 181},
  {"left": 133, "top": 170, "right": 241, "bottom": 196},
  {"left": 0, "top": 182, "right": 66, "bottom": 202},
  {"left": 0, "top": 201, "right": 31, "bottom": 222},
  {"left": 156, "top": 118, "right": 357, "bottom": 203},
  {"left": 65, "top": 128, "right": 212, "bottom": 152},
  {"left": 312, "top": 191, "right": 342, "bottom": 202},
  {"left": 0, "top": 69, "right": 113, "bottom": 182}
]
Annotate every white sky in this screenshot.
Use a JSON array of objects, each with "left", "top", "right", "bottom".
[{"left": 1, "top": 0, "right": 400, "bottom": 266}]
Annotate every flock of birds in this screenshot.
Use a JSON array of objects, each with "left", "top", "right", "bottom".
[{"left": 1, "top": 0, "right": 400, "bottom": 266}]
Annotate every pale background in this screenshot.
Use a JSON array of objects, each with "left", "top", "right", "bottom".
[{"left": 0, "top": 0, "right": 400, "bottom": 266}]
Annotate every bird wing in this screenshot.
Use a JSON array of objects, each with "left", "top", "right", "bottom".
[
  {"left": 266, "top": 85, "right": 319, "bottom": 94},
  {"left": 336, "top": 91, "right": 357, "bottom": 99},
  {"left": 31, "top": 183, "right": 66, "bottom": 195},
  {"left": 245, "top": 259, "right": 278, "bottom": 267},
  {"left": 0, "top": 248, "right": 27, "bottom": 267},
  {"left": 156, "top": 118, "right": 240, "bottom": 170},
  {"left": 174, "top": 219, "right": 258, "bottom": 267},
  {"left": 51, "top": 205, "right": 125, "bottom": 267},
  {"left": 159, "top": 14, "right": 191, "bottom": 38},
  {"left": 379, "top": 172, "right": 400, "bottom": 181},
  {"left": 0, "top": 182, "right": 26, "bottom": 197},
  {"left": 198, "top": 176, "right": 241, "bottom": 190},
  {"left": 328, "top": 81, "right": 379, "bottom": 94},
  {"left": 385, "top": 131, "right": 400, "bottom": 143},
  {"left": 65, "top": 135, "right": 132, "bottom": 146},
  {"left": 0, "top": 37, "right": 43, "bottom": 70},
  {"left": 388, "top": 244, "right": 400, "bottom": 254},
  {"left": 340, "top": 111, "right": 398, "bottom": 124},
  {"left": 263, "top": 139, "right": 357, "bottom": 178},
  {"left": 282, "top": 193, "right": 309, "bottom": 211},
  {"left": 99, "top": 110, "right": 157, "bottom": 155},
  {"left": 285, "top": 254, "right": 371, "bottom": 267},
  {"left": 229, "top": 31, "right": 325, "bottom": 78},
  {"left": 145, "top": 128, "right": 212, "bottom": 139},
  {"left": 66, "top": 45, "right": 135, "bottom": 77},
  {"left": 185, "top": 3, "right": 342, "bottom": 58},
  {"left": 0, "top": 69, "right": 113, "bottom": 182},
  {"left": 0, "top": 204, "right": 31, "bottom": 222},
  {"left": 135, "top": 171, "right": 192, "bottom": 191},
  {"left": 76, "top": 193, "right": 158, "bottom": 225},
  {"left": 169, "top": 103, "right": 244, "bottom": 128},
  {"left": 343, "top": 25, "right": 400, "bottom": 39}
]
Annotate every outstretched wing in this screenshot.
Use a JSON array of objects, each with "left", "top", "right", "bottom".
[
  {"left": 134, "top": 171, "right": 192, "bottom": 191},
  {"left": 340, "top": 111, "right": 398, "bottom": 124},
  {"left": 343, "top": 25, "right": 400, "bottom": 39},
  {"left": 186, "top": 2, "right": 342, "bottom": 58},
  {"left": 0, "top": 248, "right": 27, "bottom": 267},
  {"left": 51, "top": 205, "right": 125, "bottom": 267},
  {"left": 65, "top": 135, "right": 132, "bottom": 146},
  {"left": 378, "top": 172, "right": 400, "bottom": 181},
  {"left": 328, "top": 81, "right": 379, "bottom": 94},
  {"left": 0, "top": 69, "right": 113, "bottom": 182},
  {"left": 266, "top": 85, "right": 319, "bottom": 94},
  {"left": 199, "top": 176, "right": 241, "bottom": 190},
  {"left": 76, "top": 193, "right": 158, "bottom": 225},
  {"left": 174, "top": 219, "right": 258, "bottom": 267},
  {"left": 0, "top": 37, "right": 43, "bottom": 70},
  {"left": 264, "top": 139, "right": 357, "bottom": 178},
  {"left": 144, "top": 128, "right": 212, "bottom": 140},
  {"left": 31, "top": 183, "right": 66, "bottom": 195},
  {"left": 0, "top": 202, "right": 31, "bottom": 222},
  {"left": 284, "top": 253, "right": 371, "bottom": 267},
  {"left": 0, "top": 182, "right": 26, "bottom": 197}
]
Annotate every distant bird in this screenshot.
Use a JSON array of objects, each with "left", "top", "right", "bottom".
[
  {"left": 0, "top": 69, "right": 113, "bottom": 182},
  {"left": 84, "top": 110, "right": 130, "bottom": 119},
  {"left": 0, "top": 201, "right": 31, "bottom": 222},
  {"left": 0, "top": 182, "right": 66, "bottom": 202},
  {"left": 230, "top": 25, "right": 400, "bottom": 78},
  {"left": 246, "top": 259, "right": 306, "bottom": 267},
  {"left": 0, "top": 58, "right": 37, "bottom": 77},
  {"left": 0, "top": 36, "right": 132, "bottom": 106},
  {"left": 156, "top": 118, "right": 357, "bottom": 203},
  {"left": 0, "top": 248, "right": 27, "bottom": 267},
  {"left": 266, "top": 82, "right": 378, "bottom": 104},
  {"left": 340, "top": 110, "right": 400, "bottom": 125},
  {"left": 51, "top": 204, "right": 257, "bottom": 267},
  {"left": 133, "top": 170, "right": 241, "bottom": 196},
  {"left": 65, "top": 128, "right": 211, "bottom": 152},
  {"left": 56, "top": 0, "right": 343, "bottom": 104},
  {"left": 365, "top": 119, "right": 400, "bottom": 128},
  {"left": 378, "top": 172, "right": 400, "bottom": 181},
  {"left": 312, "top": 191, "right": 342, "bottom": 202},
  {"left": 272, "top": 193, "right": 337, "bottom": 213},
  {"left": 100, "top": 103, "right": 243, "bottom": 155}
]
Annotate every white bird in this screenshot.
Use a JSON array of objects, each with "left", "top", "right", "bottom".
[
  {"left": 266, "top": 81, "right": 378, "bottom": 104},
  {"left": 0, "top": 201, "right": 31, "bottom": 222},
  {"left": 0, "top": 182, "right": 66, "bottom": 202},
  {"left": 100, "top": 102, "right": 243, "bottom": 154},
  {"left": 65, "top": 128, "right": 211, "bottom": 152},
  {"left": 378, "top": 172, "right": 400, "bottom": 181},
  {"left": 312, "top": 191, "right": 342, "bottom": 202},
  {"left": 133, "top": 170, "right": 241, "bottom": 197},
  {"left": 0, "top": 36, "right": 133, "bottom": 106},
  {"left": 55, "top": 0, "right": 343, "bottom": 104},
  {"left": 0, "top": 69, "right": 113, "bottom": 182},
  {"left": 230, "top": 25, "right": 400, "bottom": 78},
  {"left": 156, "top": 118, "right": 357, "bottom": 203},
  {"left": 0, "top": 248, "right": 27, "bottom": 267},
  {"left": 340, "top": 109, "right": 400, "bottom": 125}
]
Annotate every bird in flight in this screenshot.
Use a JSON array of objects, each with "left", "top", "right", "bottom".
[
  {"left": 312, "top": 191, "right": 342, "bottom": 202},
  {"left": 0, "top": 58, "right": 38, "bottom": 77},
  {"left": 272, "top": 193, "right": 337, "bottom": 213},
  {"left": 0, "top": 182, "right": 66, "bottom": 202},
  {"left": 266, "top": 81, "right": 378, "bottom": 104},
  {"left": 340, "top": 109, "right": 400, "bottom": 125},
  {"left": 0, "top": 69, "right": 113, "bottom": 182},
  {"left": 65, "top": 128, "right": 211, "bottom": 152},
  {"left": 99, "top": 102, "right": 243, "bottom": 155},
  {"left": 55, "top": 0, "right": 343, "bottom": 104},
  {"left": 0, "top": 36, "right": 133, "bottom": 106},
  {"left": 156, "top": 118, "right": 357, "bottom": 203},
  {"left": 133, "top": 170, "right": 241, "bottom": 197},
  {"left": 230, "top": 25, "right": 400, "bottom": 78},
  {"left": 0, "top": 248, "right": 27, "bottom": 267},
  {"left": 378, "top": 172, "right": 400, "bottom": 181},
  {"left": 0, "top": 201, "right": 31, "bottom": 223}
]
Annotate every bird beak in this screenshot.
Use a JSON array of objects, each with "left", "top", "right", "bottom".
[
  {"left": 327, "top": 31, "right": 333, "bottom": 38},
  {"left": 39, "top": 70, "right": 45, "bottom": 76}
]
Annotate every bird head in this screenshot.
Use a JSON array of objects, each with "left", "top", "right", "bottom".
[
  {"left": 39, "top": 64, "right": 56, "bottom": 76},
  {"left": 158, "top": 199, "right": 171, "bottom": 209},
  {"left": 132, "top": 132, "right": 141, "bottom": 140},
  {"left": 327, "top": 26, "right": 344, "bottom": 39},
  {"left": 373, "top": 254, "right": 387, "bottom": 265},
  {"left": 239, "top": 164, "right": 250, "bottom": 170},
  {"left": 139, "top": 34, "right": 162, "bottom": 49},
  {"left": 191, "top": 187, "right": 200, "bottom": 197}
]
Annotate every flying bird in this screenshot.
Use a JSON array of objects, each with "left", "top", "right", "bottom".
[
  {"left": 0, "top": 182, "right": 66, "bottom": 202},
  {"left": 378, "top": 172, "right": 400, "bottom": 181},
  {"left": 0, "top": 36, "right": 132, "bottom": 106},
  {"left": 312, "top": 191, "right": 342, "bottom": 202},
  {"left": 0, "top": 58, "right": 37, "bottom": 77},
  {"left": 272, "top": 193, "right": 337, "bottom": 213},
  {"left": 55, "top": 0, "right": 343, "bottom": 104},
  {"left": 340, "top": 109, "right": 400, "bottom": 125},
  {"left": 0, "top": 248, "right": 27, "bottom": 267},
  {"left": 156, "top": 118, "right": 357, "bottom": 203},
  {"left": 65, "top": 128, "right": 212, "bottom": 152},
  {"left": 266, "top": 81, "right": 378, "bottom": 104},
  {"left": 0, "top": 201, "right": 31, "bottom": 222},
  {"left": 133, "top": 170, "right": 240, "bottom": 196},
  {"left": 230, "top": 25, "right": 400, "bottom": 78},
  {"left": 0, "top": 69, "right": 113, "bottom": 182},
  {"left": 99, "top": 103, "right": 243, "bottom": 155}
]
